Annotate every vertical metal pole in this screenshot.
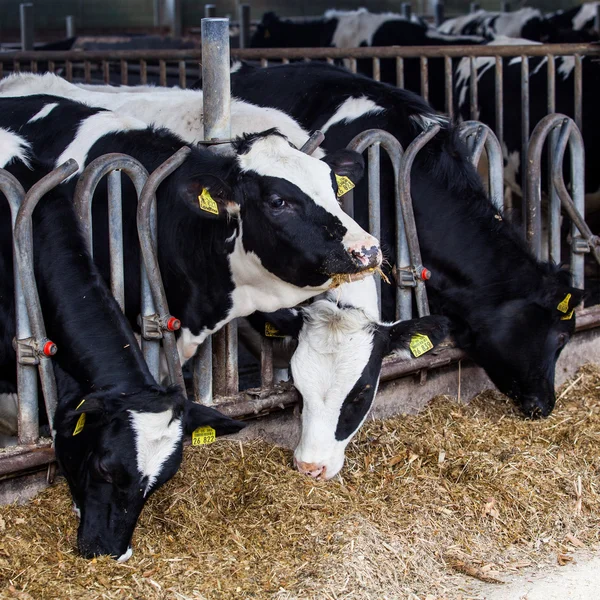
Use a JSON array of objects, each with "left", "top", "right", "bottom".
[
  {"left": 520, "top": 55, "right": 530, "bottom": 229},
  {"left": 194, "top": 17, "right": 233, "bottom": 405},
  {"left": 402, "top": 3, "right": 412, "bottom": 19},
  {"left": 153, "top": 0, "right": 163, "bottom": 27},
  {"left": 204, "top": 4, "right": 216, "bottom": 18},
  {"left": 434, "top": 2, "right": 445, "bottom": 27},
  {"left": 20, "top": 4, "right": 34, "bottom": 51},
  {"left": 595, "top": 4, "right": 600, "bottom": 33},
  {"left": 239, "top": 4, "right": 251, "bottom": 49},
  {"left": 368, "top": 143, "right": 382, "bottom": 312},
  {"left": 501, "top": 1, "right": 510, "bottom": 12},
  {"left": 108, "top": 171, "right": 125, "bottom": 313},
  {"left": 65, "top": 15, "right": 76, "bottom": 38},
  {"left": 166, "top": 0, "right": 182, "bottom": 37},
  {"left": 470, "top": 3, "right": 480, "bottom": 13}
]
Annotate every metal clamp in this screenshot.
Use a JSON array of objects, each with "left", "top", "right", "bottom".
[
  {"left": 138, "top": 313, "right": 181, "bottom": 341},
  {"left": 572, "top": 236, "right": 590, "bottom": 254},
  {"left": 14, "top": 336, "right": 57, "bottom": 366}
]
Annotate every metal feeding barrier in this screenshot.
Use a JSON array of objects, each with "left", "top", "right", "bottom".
[{"left": 1, "top": 35, "right": 600, "bottom": 494}]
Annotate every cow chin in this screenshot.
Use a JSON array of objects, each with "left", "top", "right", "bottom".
[{"left": 293, "top": 446, "right": 346, "bottom": 481}]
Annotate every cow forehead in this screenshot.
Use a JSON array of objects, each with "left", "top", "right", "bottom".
[
  {"left": 129, "top": 409, "right": 182, "bottom": 494},
  {"left": 236, "top": 135, "right": 335, "bottom": 209}
]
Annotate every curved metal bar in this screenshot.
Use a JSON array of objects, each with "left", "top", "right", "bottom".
[
  {"left": 550, "top": 120, "right": 598, "bottom": 288},
  {"left": 299, "top": 130, "right": 325, "bottom": 155},
  {"left": 347, "top": 129, "right": 407, "bottom": 318},
  {"left": 398, "top": 125, "right": 442, "bottom": 319},
  {"left": 14, "top": 160, "right": 80, "bottom": 439},
  {"left": 137, "top": 146, "right": 191, "bottom": 392},
  {"left": 459, "top": 121, "right": 504, "bottom": 212},
  {"left": 0, "top": 169, "right": 39, "bottom": 445}
]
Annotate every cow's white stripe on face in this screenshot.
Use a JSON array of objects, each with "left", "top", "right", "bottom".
[
  {"left": 56, "top": 112, "right": 147, "bottom": 178},
  {"left": 0, "top": 129, "right": 31, "bottom": 169},
  {"left": 320, "top": 96, "right": 385, "bottom": 133},
  {"left": 236, "top": 133, "right": 376, "bottom": 255},
  {"left": 129, "top": 409, "right": 182, "bottom": 495},
  {"left": 27, "top": 102, "right": 59, "bottom": 123}
]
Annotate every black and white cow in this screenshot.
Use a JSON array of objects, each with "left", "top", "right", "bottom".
[
  {"left": 0, "top": 72, "right": 320, "bottom": 155},
  {"left": 547, "top": 2, "right": 600, "bottom": 39},
  {"left": 0, "top": 94, "right": 379, "bottom": 372},
  {"left": 248, "top": 276, "right": 449, "bottom": 479},
  {"left": 0, "top": 132, "right": 245, "bottom": 559},
  {"left": 439, "top": 8, "right": 555, "bottom": 42},
  {"left": 455, "top": 38, "right": 600, "bottom": 215},
  {"left": 226, "top": 62, "right": 584, "bottom": 432},
  {"left": 250, "top": 9, "right": 484, "bottom": 113}
]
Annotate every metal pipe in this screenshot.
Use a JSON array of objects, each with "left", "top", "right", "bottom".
[
  {"left": 501, "top": 1, "right": 511, "bottom": 12},
  {"left": 193, "top": 340, "right": 213, "bottom": 404},
  {"left": 401, "top": 3, "right": 412, "bottom": 19},
  {"left": 299, "top": 130, "right": 324, "bottom": 155},
  {"left": 0, "top": 170, "right": 38, "bottom": 445},
  {"left": 137, "top": 147, "right": 190, "bottom": 391},
  {"left": 470, "top": 3, "right": 480, "bottom": 13},
  {"left": 368, "top": 142, "right": 382, "bottom": 311},
  {"left": 520, "top": 55, "right": 530, "bottom": 228},
  {"left": 107, "top": 171, "right": 125, "bottom": 312},
  {"left": 20, "top": 4, "right": 34, "bottom": 52},
  {"left": 434, "top": 2, "right": 445, "bottom": 28},
  {"left": 239, "top": 4, "right": 251, "bottom": 50},
  {"left": 260, "top": 337, "right": 274, "bottom": 389},
  {"left": 14, "top": 160, "right": 80, "bottom": 440},
  {"left": 65, "top": 15, "right": 76, "bottom": 38},
  {"left": 204, "top": 4, "right": 216, "bottom": 18}
]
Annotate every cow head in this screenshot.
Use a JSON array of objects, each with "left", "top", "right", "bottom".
[
  {"left": 452, "top": 272, "right": 584, "bottom": 418},
  {"left": 250, "top": 12, "right": 291, "bottom": 48},
  {"left": 260, "top": 278, "right": 450, "bottom": 479},
  {"left": 177, "top": 130, "right": 381, "bottom": 314},
  {"left": 54, "top": 387, "right": 244, "bottom": 560}
]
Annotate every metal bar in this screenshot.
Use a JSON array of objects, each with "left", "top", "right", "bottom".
[
  {"left": 547, "top": 55, "right": 559, "bottom": 264},
  {"left": 501, "top": 1, "right": 511, "bottom": 11},
  {"left": 66, "top": 60, "right": 72, "bottom": 82},
  {"left": 470, "top": 2, "right": 480, "bottom": 12},
  {"left": 444, "top": 55, "right": 453, "bottom": 117},
  {"left": 3, "top": 43, "right": 600, "bottom": 63},
  {"left": 140, "top": 60, "right": 147, "bottom": 84},
  {"left": 178, "top": 60, "right": 186, "bottom": 88},
  {"left": 469, "top": 56, "right": 478, "bottom": 120},
  {"left": 20, "top": 4, "right": 34, "bottom": 52},
  {"left": 204, "top": 4, "right": 216, "bottom": 18},
  {"left": 30, "top": 60, "right": 37, "bottom": 74},
  {"left": 121, "top": 59, "right": 128, "bottom": 85},
  {"left": 574, "top": 54, "right": 583, "bottom": 132},
  {"left": 494, "top": 56, "right": 503, "bottom": 149},
  {"left": 137, "top": 147, "right": 190, "bottom": 390},
  {"left": 260, "top": 337, "right": 274, "bottom": 389},
  {"left": 368, "top": 142, "right": 382, "bottom": 311},
  {"left": 84, "top": 60, "right": 91, "bottom": 83},
  {"left": 0, "top": 170, "right": 38, "bottom": 445},
  {"left": 373, "top": 57, "right": 381, "bottom": 82},
  {"left": 0, "top": 445, "right": 55, "bottom": 478},
  {"left": 102, "top": 60, "right": 110, "bottom": 83},
  {"left": 434, "top": 2, "right": 445, "bottom": 27},
  {"left": 107, "top": 171, "right": 125, "bottom": 312},
  {"left": 239, "top": 4, "right": 251, "bottom": 50},
  {"left": 402, "top": 3, "right": 412, "bottom": 19},
  {"left": 520, "top": 55, "right": 530, "bottom": 228},
  {"left": 420, "top": 57, "right": 429, "bottom": 103},
  {"left": 194, "top": 340, "right": 213, "bottom": 404},
  {"left": 66, "top": 15, "right": 76, "bottom": 38},
  {"left": 14, "top": 160, "right": 80, "bottom": 439},
  {"left": 396, "top": 57, "right": 404, "bottom": 88},
  {"left": 299, "top": 130, "right": 325, "bottom": 155}
]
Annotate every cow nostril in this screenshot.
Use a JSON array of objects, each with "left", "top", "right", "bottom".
[{"left": 295, "top": 460, "right": 326, "bottom": 479}]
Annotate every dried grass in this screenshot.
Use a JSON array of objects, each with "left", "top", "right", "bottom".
[{"left": 1, "top": 364, "right": 600, "bottom": 600}]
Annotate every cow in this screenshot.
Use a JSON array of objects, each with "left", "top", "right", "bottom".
[
  {"left": 0, "top": 132, "right": 245, "bottom": 559},
  {"left": 247, "top": 276, "right": 450, "bottom": 479},
  {"left": 547, "top": 2, "right": 600, "bottom": 39},
  {"left": 0, "top": 94, "right": 379, "bottom": 373},
  {"left": 454, "top": 38, "right": 600, "bottom": 217},
  {"left": 0, "top": 72, "right": 322, "bottom": 156},
  {"left": 250, "top": 9, "right": 484, "bottom": 113},
  {"left": 224, "top": 62, "right": 584, "bottom": 429},
  {"left": 438, "top": 8, "right": 556, "bottom": 42}
]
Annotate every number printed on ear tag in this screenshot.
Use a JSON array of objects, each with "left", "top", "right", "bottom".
[
  {"left": 198, "top": 188, "right": 219, "bottom": 215},
  {"left": 192, "top": 426, "right": 216, "bottom": 446},
  {"left": 409, "top": 334, "right": 434, "bottom": 358},
  {"left": 335, "top": 174, "right": 355, "bottom": 197},
  {"left": 265, "top": 322, "right": 286, "bottom": 338}
]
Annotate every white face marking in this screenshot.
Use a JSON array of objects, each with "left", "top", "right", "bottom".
[
  {"left": 0, "top": 72, "right": 319, "bottom": 156},
  {"left": 56, "top": 111, "right": 147, "bottom": 178},
  {"left": 129, "top": 409, "right": 182, "bottom": 495},
  {"left": 292, "top": 277, "right": 380, "bottom": 479},
  {"left": 27, "top": 102, "right": 59, "bottom": 123},
  {"left": 0, "top": 129, "right": 31, "bottom": 169},
  {"left": 321, "top": 96, "right": 385, "bottom": 133},
  {"left": 236, "top": 133, "right": 378, "bottom": 258},
  {"left": 117, "top": 547, "right": 133, "bottom": 562}
]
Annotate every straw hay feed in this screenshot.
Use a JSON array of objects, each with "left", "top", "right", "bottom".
[{"left": 1, "top": 364, "right": 599, "bottom": 599}]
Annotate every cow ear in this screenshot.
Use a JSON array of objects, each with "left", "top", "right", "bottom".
[
  {"left": 60, "top": 395, "right": 108, "bottom": 437},
  {"left": 321, "top": 149, "right": 365, "bottom": 190},
  {"left": 178, "top": 174, "right": 238, "bottom": 219},
  {"left": 544, "top": 287, "right": 585, "bottom": 320},
  {"left": 254, "top": 308, "right": 304, "bottom": 340},
  {"left": 182, "top": 400, "right": 246, "bottom": 437},
  {"left": 386, "top": 315, "right": 451, "bottom": 357}
]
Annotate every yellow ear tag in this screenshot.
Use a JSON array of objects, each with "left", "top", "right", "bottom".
[
  {"left": 409, "top": 333, "right": 434, "bottom": 358},
  {"left": 557, "top": 293, "right": 571, "bottom": 314},
  {"left": 73, "top": 413, "right": 86, "bottom": 436},
  {"left": 192, "top": 426, "right": 216, "bottom": 446},
  {"left": 335, "top": 174, "right": 355, "bottom": 197},
  {"left": 198, "top": 188, "right": 219, "bottom": 215},
  {"left": 561, "top": 309, "right": 574, "bottom": 321},
  {"left": 265, "top": 322, "right": 285, "bottom": 338}
]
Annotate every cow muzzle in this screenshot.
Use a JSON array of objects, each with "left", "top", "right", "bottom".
[{"left": 294, "top": 458, "right": 327, "bottom": 480}]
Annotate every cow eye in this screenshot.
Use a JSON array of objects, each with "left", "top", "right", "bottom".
[
  {"left": 268, "top": 196, "right": 286, "bottom": 210},
  {"left": 93, "top": 458, "right": 113, "bottom": 483}
]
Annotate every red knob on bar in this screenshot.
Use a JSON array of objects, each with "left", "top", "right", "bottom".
[
  {"left": 420, "top": 268, "right": 431, "bottom": 281},
  {"left": 43, "top": 341, "right": 57, "bottom": 356},
  {"left": 166, "top": 317, "right": 181, "bottom": 331}
]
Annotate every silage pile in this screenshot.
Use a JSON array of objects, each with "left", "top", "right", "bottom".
[{"left": 1, "top": 364, "right": 600, "bottom": 600}]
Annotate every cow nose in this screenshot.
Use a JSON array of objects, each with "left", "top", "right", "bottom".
[
  {"left": 295, "top": 458, "right": 327, "bottom": 479},
  {"left": 348, "top": 241, "right": 382, "bottom": 269},
  {"left": 520, "top": 395, "right": 553, "bottom": 419}
]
